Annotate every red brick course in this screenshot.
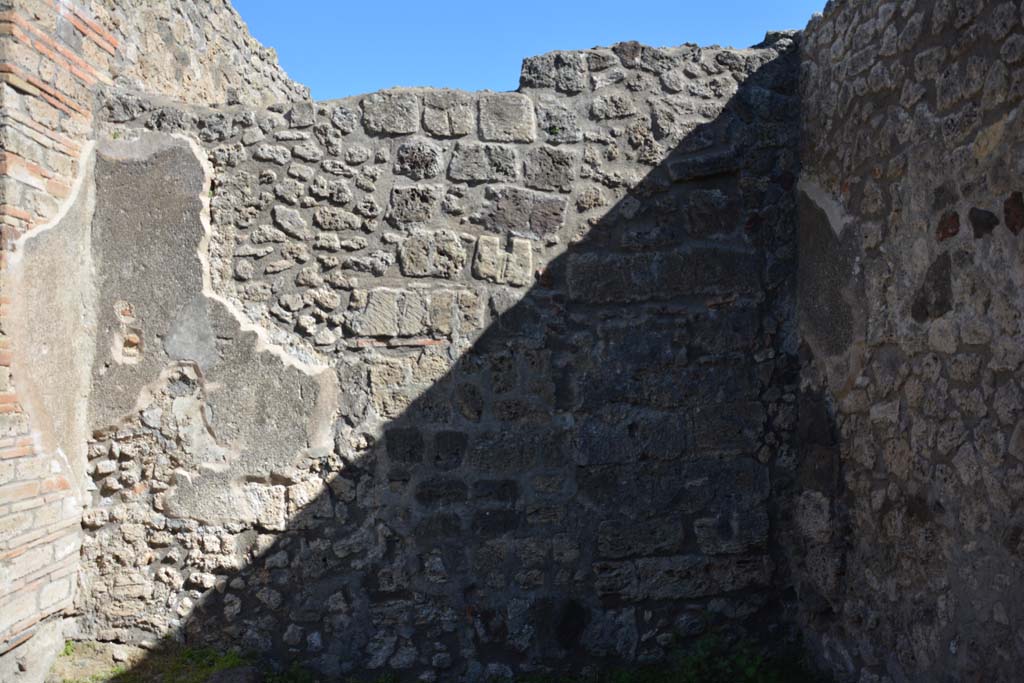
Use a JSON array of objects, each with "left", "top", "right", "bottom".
[{"left": 0, "top": 0, "right": 98, "bottom": 656}]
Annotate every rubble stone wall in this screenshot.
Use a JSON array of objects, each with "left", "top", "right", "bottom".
[
  {"left": 11, "top": 0, "right": 1024, "bottom": 681},
  {"left": 797, "top": 1, "right": 1024, "bottom": 681},
  {"left": 87, "top": 0, "right": 309, "bottom": 107},
  {"left": 70, "top": 35, "right": 801, "bottom": 680},
  {"left": 0, "top": 1, "right": 302, "bottom": 680}
]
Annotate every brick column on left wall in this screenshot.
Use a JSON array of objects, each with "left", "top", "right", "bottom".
[{"left": 0, "top": 0, "right": 119, "bottom": 665}]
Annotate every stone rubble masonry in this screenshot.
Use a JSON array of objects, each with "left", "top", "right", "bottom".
[
  {"left": 0, "top": 0, "right": 101, "bottom": 661},
  {"left": 5, "top": 0, "right": 1024, "bottom": 681},
  {"left": 60, "top": 25, "right": 800, "bottom": 679},
  {"left": 797, "top": 1, "right": 1024, "bottom": 682},
  {"left": 0, "top": 0, "right": 304, "bottom": 679}
]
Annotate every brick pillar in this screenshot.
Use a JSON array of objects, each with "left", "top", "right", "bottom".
[{"left": 0, "top": 0, "right": 118, "bottom": 662}]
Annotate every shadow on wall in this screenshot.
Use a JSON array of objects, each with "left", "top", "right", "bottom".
[{"left": 82, "top": 43, "right": 803, "bottom": 682}]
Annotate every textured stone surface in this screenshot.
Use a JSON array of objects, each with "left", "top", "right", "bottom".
[
  {"left": 478, "top": 93, "right": 537, "bottom": 142},
  {"left": 0, "top": 0, "right": 308, "bottom": 670},
  {"left": 27, "top": 0, "right": 1024, "bottom": 680},
  {"left": 90, "top": 0, "right": 308, "bottom": 106},
  {"left": 73, "top": 32, "right": 800, "bottom": 682},
  {"left": 798, "top": 2, "right": 1024, "bottom": 682}
]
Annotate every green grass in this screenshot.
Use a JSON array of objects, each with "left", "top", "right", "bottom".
[
  {"left": 105, "top": 645, "right": 250, "bottom": 683},
  {"left": 67, "top": 666, "right": 127, "bottom": 683},
  {"left": 56, "top": 640, "right": 320, "bottom": 683}
]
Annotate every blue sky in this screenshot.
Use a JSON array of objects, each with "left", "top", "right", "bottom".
[{"left": 234, "top": 1, "right": 826, "bottom": 100}]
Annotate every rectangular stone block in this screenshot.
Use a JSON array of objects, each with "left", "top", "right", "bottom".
[
  {"left": 597, "top": 517, "right": 686, "bottom": 559},
  {"left": 633, "top": 554, "right": 773, "bottom": 600},
  {"left": 646, "top": 248, "right": 762, "bottom": 298},
  {"left": 361, "top": 91, "right": 420, "bottom": 135},
  {"left": 524, "top": 146, "right": 576, "bottom": 192},
  {"left": 675, "top": 457, "right": 770, "bottom": 514},
  {"left": 344, "top": 289, "right": 453, "bottom": 339},
  {"left": 580, "top": 455, "right": 769, "bottom": 521},
  {"left": 465, "top": 430, "right": 567, "bottom": 473},
  {"left": 571, "top": 339, "right": 755, "bottom": 412},
  {"left": 572, "top": 407, "right": 691, "bottom": 465},
  {"left": 422, "top": 90, "right": 475, "bottom": 138},
  {"left": 471, "top": 235, "right": 532, "bottom": 287},
  {"left": 520, "top": 51, "right": 588, "bottom": 93},
  {"left": 51, "top": 532, "right": 79, "bottom": 565},
  {"left": 685, "top": 308, "right": 760, "bottom": 356},
  {"left": 397, "top": 229, "right": 467, "bottom": 279},
  {"left": 478, "top": 186, "right": 566, "bottom": 239},
  {"left": 415, "top": 478, "right": 468, "bottom": 506},
  {"left": 502, "top": 239, "right": 533, "bottom": 286},
  {"left": 0, "top": 511, "right": 33, "bottom": 543},
  {"left": 38, "top": 576, "right": 70, "bottom": 608},
  {"left": 346, "top": 289, "right": 402, "bottom": 337},
  {"left": 566, "top": 247, "right": 761, "bottom": 304},
  {"left": 15, "top": 457, "right": 49, "bottom": 481},
  {"left": 243, "top": 483, "right": 287, "bottom": 531},
  {"left": 32, "top": 501, "right": 63, "bottom": 528},
  {"left": 427, "top": 290, "right": 455, "bottom": 336},
  {"left": 387, "top": 185, "right": 441, "bottom": 227},
  {"left": 385, "top": 428, "right": 424, "bottom": 464},
  {"left": 0, "top": 480, "right": 40, "bottom": 504},
  {"left": 535, "top": 95, "right": 583, "bottom": 144},
  {"left": 478, "top": 93, "right": 536, "bottom": 142},
  {"left": 397, "top": 291, "right": 430, "bottom": 337},
  {"left": 471, "top": 480, "right": 518, "bottom": 505},
  {"left": 0, "top": 591, "right": 36, "bottom": 634},
  {"left": 447, "top": 142, "right": 517, "bottom": 183},
  {"left": 668, "top": 146, "right": 740, "bottom": 181},
  {"left": 3, "top": 543, "right": 52, "bottom": 582}
]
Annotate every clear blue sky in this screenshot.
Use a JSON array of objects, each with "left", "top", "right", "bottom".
[{"left": 234, "top": 1, "right": 825, "bottom": 100}]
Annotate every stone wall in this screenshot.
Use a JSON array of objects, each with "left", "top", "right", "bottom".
[
  {"left": 66, "top": 34, "right": 801, "bottom": 679},
  {"left": 12, "top": 0, "right": 1024, "bottom": 681},
  {"left": 0, "top": 1, "right": 302, "bottom": 680},
  {"left": 1, "top": 3, "right": 118, "bottom": 676},
  {"left": 88, "top": 0, "right": 309, "bottom": 107},
  {"left": 797, "top": 1, "right": 1024, "bottom": 681}
]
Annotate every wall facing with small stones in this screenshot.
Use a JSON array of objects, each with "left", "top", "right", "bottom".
[
  {"left": 14, "top": 0, "right": 1024, "bottom": 681},
  {"left": 68, "top": 34, "right": 802, "bottom": 680},
  {"left": 87, "top": 0, "right": 309, "bottom": 107},
  {"left": 797, "top": 1, "right": 1024, "bottom": 681},
  {"left": 0, "top": 1, "right": 302, "bottom": 680}
]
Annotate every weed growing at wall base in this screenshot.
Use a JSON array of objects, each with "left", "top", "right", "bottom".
[
  {"left": 99, "top": 644, "right": 252, "bottom": 683},
  {"left": 55, "top": 636, "right": 827, "bottom": 682}
]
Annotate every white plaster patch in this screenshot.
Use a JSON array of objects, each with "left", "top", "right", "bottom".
[{"left": 798, "top": 175, "right": 849, "bottom": 238}]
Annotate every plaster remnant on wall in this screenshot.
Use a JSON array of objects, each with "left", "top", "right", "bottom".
[
  {"left": 69, "top": 31, "right": 801, "bottom": 680},
  {"left": 7, "top": 143, "right": 99, "bottom": 497},
  {"left": 797, "top": 176, "right": 849, "bottom": 239},
  {"left": 5, "top": 1, "right": 1024, "bottom": 681}
]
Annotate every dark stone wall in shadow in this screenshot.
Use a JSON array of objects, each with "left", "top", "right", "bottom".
[
  {"left": 796, "top": 2, "right": 1024, "bottom": 682},
  {"left": 76, "top": 35, "right": 801, "bottom": 682}
]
